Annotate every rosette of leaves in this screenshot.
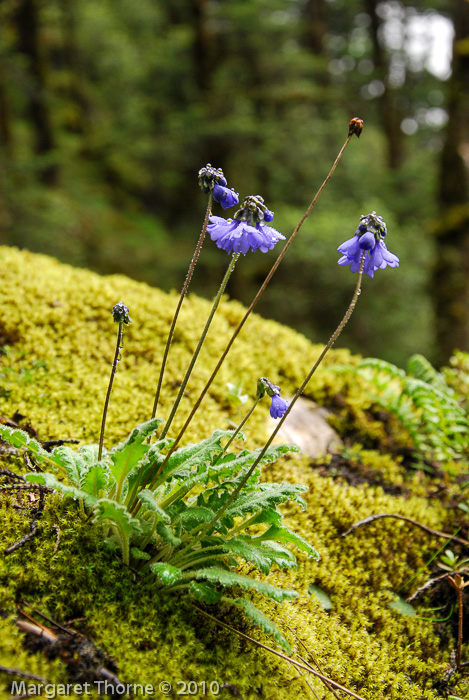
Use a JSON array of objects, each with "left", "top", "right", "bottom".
[{"left": 0, "top": 420, "right": 318, "bottom": 651}]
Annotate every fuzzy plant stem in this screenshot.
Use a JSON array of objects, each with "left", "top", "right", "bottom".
[
  {"left": 159, "top": 252, "right": 241, "bottom": 441},
  {"left": 98, "top": 320, "right": 124, "bottom": 461},
  {"left": 151, "top": 195, "right": 213, "bottom": 418},
  {"left": 154, "top": 132, "right": 355, "bottom": 471},
  {"left": 147, "top": 133, "right": 355, "bottom": 491},
  {"left": 170, "top": 254, "right": 366, "bottom": 565},
  {"left": 214, "top": 397, "right": 261, "bottom": 464}
]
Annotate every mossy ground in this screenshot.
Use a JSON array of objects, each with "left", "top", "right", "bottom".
[{"left": 0, "top": 246, "right": 468, "bottom": 699}]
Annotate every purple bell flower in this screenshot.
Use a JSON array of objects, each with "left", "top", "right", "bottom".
[
  {"left": 337, "top": 211, "right": 399, "bottom": 278},
  {"left": 208, "top": 195, "right": 285, "bottom": 255},
  {"left": 208, "top": 217, "right": 285, "bottom": 254},
  {"left": 270, "top": 394, "right": 290, "bottom": 419},
  {"left": 257, "top": 377, "right": 290, "bottom": 419},
  {"left": 212, "top": 184, "right": 239, "bottom": 210}
]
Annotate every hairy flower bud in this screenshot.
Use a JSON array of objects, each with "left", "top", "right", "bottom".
[
  {"left": 198, "top": 164, "right": 227, "bottom": 194},
  {"left": 112, "top": 302, "right": 132, "bottom": 325}
]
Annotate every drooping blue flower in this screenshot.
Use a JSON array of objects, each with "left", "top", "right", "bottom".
[
  {"left": 337, "top": 211, "right": 399, "bottom": 278},
  {"left": 270, "top": 393, "right": 290, "bottom": 419},
  {"left": 256, "top": 377, "right": 290, "bottom": 419},
  {"left": 212, "top": 183, "right": 239, "bottom": 210},
  {"left": 198, "top": 164, "right": 239, "bottom": 209},
  {"left": 207, "top": 196, "right": 285, "bottom": 255}
]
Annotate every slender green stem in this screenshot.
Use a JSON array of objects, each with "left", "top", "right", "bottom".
[
  {"left": 213, "top": 397, "right": 260, "bottom": 465},
  {"left": 160, "top": 252, "right": 240, "bottom": 440},
  {"left": 151, "top": 195, "right": 213, "bottom": 418},
  {"left": 153, "top": 133, "right": 354, "bottom": 472},
  {"left": 177, "top": 553, "right": 228, "bottom": 571},
  {"left": 129, "top": 252, "right": 241, "bottom": 513},
  {"left": 172, "top": 253, "right": 366, "bottom": 562},
  {"left": 98, "top": 321, "right": 124, "bottom": 461}
]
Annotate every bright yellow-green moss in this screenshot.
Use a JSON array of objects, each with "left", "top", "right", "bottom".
[{"left": 0, "top": 246, "right": 467, "bottom": 699}]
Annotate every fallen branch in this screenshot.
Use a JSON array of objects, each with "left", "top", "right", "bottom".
[
  {"left": 0, "top": 665, "right": 45, "bottom": 683},
  {"left": 341, "top": 514, "right": 469, "bottom": 547}
]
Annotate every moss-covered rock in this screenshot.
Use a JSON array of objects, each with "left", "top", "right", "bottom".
[{"left": 0, "top": 246, "right": 467, "bottom": 699}]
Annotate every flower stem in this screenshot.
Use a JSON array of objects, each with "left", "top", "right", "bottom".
[
  {"left": 156, "top": 132, "right": 354, "bottom": 466},
  {"left": 98, "top": 320, "right": 124, "bottom": 461},
  {"left": 159, "top": 251, "right": 241, "bottom": 442},
  {"left": 213, "top": 398, "right": 260, "bottom": 465},
  {"left": 171, "top": 253, "right": 366, "bottom": 562},
  {"left": 151, "top": 194, "right": 213, "bottom": 418}
]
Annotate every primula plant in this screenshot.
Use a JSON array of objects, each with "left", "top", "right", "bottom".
[{"left": 0, "top": 118, "right": 400, "bottom": 661}]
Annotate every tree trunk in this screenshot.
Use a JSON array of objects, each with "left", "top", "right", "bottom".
[
  {"left": 363, "top": 0, "right": 404, "bottom": 169},
  {"left": 15, "top": 0, "right": 58, "bottom": 185},
  {"left": 432, "top": 0, "right": 469, "bottom": 362},
  {"left": 300, "top": 0, "right": 327, "bottom": 55},
  {"left": 0, "top": 73, "right": 13, "bottom": 157}
]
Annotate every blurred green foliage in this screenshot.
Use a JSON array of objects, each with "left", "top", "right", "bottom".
[{"left": 0, "top": 0, "right": 455, "bottom": 365}]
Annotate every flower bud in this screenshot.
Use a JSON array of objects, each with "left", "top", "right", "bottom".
[
  {"left": 234, "top": 195, "right": 274, "bottom": 227},
  {"left": 198, "top": 164, "right": 227, "bottom": 194},
  {"left": 112, "top": 302, "right": 132, "bottom": 325},
  {"left": 348, "top": 117, "right": 364, "bottom": 138}
]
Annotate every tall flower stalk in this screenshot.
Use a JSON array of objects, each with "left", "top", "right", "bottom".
[
  {"left": 160, "top": 252, "right": 241, "bottom": 440},
  {"left": 158, "top": 194, "right": 285, "bottom": 439},
  {"left": 98, "top": 302, "right": 132, "bottom": 461},
  {"left": 152, "top": 165, "right": 239, "bottom": 418},
  {"left": 151, "top": 195, "right": 212, "bottom": 419}
]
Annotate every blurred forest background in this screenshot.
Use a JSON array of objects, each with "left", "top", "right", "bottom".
[{"left": 0, "top": 0, "right": 468, "bottom": 368}]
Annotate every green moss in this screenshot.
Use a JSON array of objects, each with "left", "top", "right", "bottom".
[{"left": 0, "top": 246, "right": 467, "bottom": 699}]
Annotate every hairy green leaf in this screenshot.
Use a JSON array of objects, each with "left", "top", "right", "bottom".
[
  {"left": 51, "top": 446, "right": 86, "bottom": 485},
  {"left": 109, "top": 419, "right": 162, "bottom": 491},
  {"left": 223, "top": 538, "right": 273, "bottom": 575},
  {"left": 93, "top": 499, "right": 140, "bottom": 540},
  {"left": 130, "top": 547, "right": 151, "bottom": 561},
  {"left": 157, "top": 430, "right": 232, "bottom": 482},
  {"left": 156, "top": 521, "right": 181, "bottom": 546},
  {"left": 176, "top": 506, "right": 216, "bottom": 527},
  {"left": 226, "top": 597, "right": 292, "bottom": 652},
  {"left": 25, "top": 472, "right": 96, "bottom": 506},
  {"left": 80, "top": 464, "right": 109, "bottom": 497},
  {"left": 254, "top": 525, "right": 319, "bottom": 560},
  {"left": 0, "top": 425, "right": 67, "bottom": 474},
  {"left": 224, "top": 482, "right": 308, "bottom": 520},
  {"left": 188, "top": 567, "right": 298, "bottom": 603},
  {"left": 189, "top": 580, "right": 223, "bottom": 604},
  {"left": 138, "top": 489, "right": 170, "bottom": 522},
  {"left": 150, "top": 562, "right": 182, "bottom": 585}
]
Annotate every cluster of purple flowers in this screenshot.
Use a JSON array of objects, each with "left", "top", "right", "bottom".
[
  {"left": 198, "top": 164, "right": 239, "bottom": 210},
  {"left": 207, "top": 195, "right": 285, "bottom": 255},
  {"left": 337, "top": 211, "right": 399, "bottom": 278}
]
